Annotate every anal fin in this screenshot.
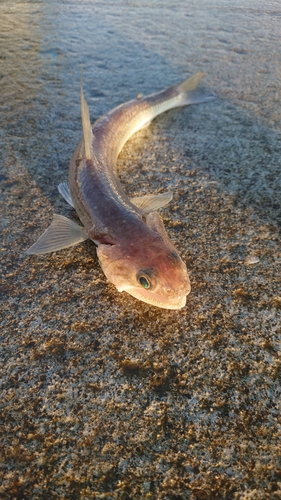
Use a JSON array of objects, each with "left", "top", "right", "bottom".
[{"left": 26, "top": 214, "right": 88, "bottom": 255}]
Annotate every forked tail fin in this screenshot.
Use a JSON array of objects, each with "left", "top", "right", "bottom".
[
  {"left": 177, "top": 72, "right": 205, "bottom": 93},
  {"left": 176, "top": 72, "right": 215, "bottom": 106}
]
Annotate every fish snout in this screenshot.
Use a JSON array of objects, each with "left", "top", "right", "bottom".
[{"left": 163, "top": 276, "right": 191, "bottom": 300}]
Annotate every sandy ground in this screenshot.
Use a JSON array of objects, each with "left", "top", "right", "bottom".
[{"left": 1, "top": 1, "right": 281, "bottom": 499}]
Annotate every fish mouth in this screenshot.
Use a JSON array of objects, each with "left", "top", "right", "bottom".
[{"left": 121, "top": 286, "right": 189, "bottom": 310}]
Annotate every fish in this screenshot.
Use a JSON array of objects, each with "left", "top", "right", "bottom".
[{"left": 26, "top": 72, "right": 213, "bottom": 309}]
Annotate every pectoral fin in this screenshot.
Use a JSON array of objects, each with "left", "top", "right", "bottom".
[
  {"left": 58, "top": 182, "right": 74, "bottom": 207},
  {"left": 26, "top": 214, "right": 88, "bottom": 255},
  {"left": 131, "top": 191, "right": 173, "bottom": 214},
  {"left": 146, "top": 211, "right": 176, "bottom": 250}
]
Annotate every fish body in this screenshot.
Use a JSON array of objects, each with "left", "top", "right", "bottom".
[{"left": 27, "top": 73, "right": 213, "bottom": 309}]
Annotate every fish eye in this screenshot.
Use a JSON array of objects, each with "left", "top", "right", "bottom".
[
  {"left": 137, "top": 269, "right": 154, "bottom": 290},
  {"left": 139, "top": 275, "right": 150, "bottom": 289}
]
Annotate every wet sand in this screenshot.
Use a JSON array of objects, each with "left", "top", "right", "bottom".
[{"left": 1, "top": 1, "right": 281, "bottom": 498}]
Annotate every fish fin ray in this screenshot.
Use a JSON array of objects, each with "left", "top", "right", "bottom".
[
  {"left": 146, "top": 212, "right": 176, "bottom": 250},
  {"left": 131, "top": 191, "right": 173, "bottom": 213},
  {"left": 58, "top": 182, "right": 74, "bottom": 207},
  {"left": 80, "top": 84, "right": 92, "bottom": 160},
  {"left": 25, "top": 214, "right": 88, "bottom": 255},
  {"left": 177, "top": 72, "right": 205, "bottom": 93},
  {"left": 180, "top": 89, "right": 215, "bottom": 106},
  {"left": 176, "top": 72, "right": 215, "bottom": 105}
]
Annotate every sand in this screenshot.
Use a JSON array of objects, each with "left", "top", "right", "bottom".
[{"left": 1, "top": 1, "right": 280, "bottom": 498}]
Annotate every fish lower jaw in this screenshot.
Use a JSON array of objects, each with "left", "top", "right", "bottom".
[{"left": 118, "top": 286, "right": 188, "bottom": 310}]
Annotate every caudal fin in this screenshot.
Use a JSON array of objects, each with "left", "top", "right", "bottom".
[
  {"left": 176, "top": 72, "right": 215, "bottom": 106},
  {"left": 177, "top": 72, "right": 205, "bottom": 93}
]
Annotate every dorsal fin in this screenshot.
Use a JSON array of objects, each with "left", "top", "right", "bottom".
[{"left": 80, "top": 83, "right": 92, "bottom": 159}]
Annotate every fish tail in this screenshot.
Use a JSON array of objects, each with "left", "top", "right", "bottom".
[
  {"left": 80, "top": 84, "right": 92, "bottom": 159},
  {"left": 176, "top": 72, "right": 215, "bottom": 106},
  {"left": 177, "top": 72, "right": 205, "bottom": 93}
]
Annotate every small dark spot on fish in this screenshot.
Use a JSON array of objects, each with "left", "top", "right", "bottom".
[
  {"left": 169, "top": 250, "right": 181, "bottom": 262},
  {"left": 144, "top": 267, "right": 154, "bottom": 276},
  {"left": 75, "top": 157, "right": 83, "bottom": 167}
]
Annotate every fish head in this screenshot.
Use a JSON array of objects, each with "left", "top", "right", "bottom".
[{"left": 96, "top": 212, "right": 191, "bottom": 310}]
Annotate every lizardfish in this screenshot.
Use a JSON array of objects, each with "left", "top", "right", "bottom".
[{"left": 26, "top": 73, "right": 213, "bottom": 309}]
